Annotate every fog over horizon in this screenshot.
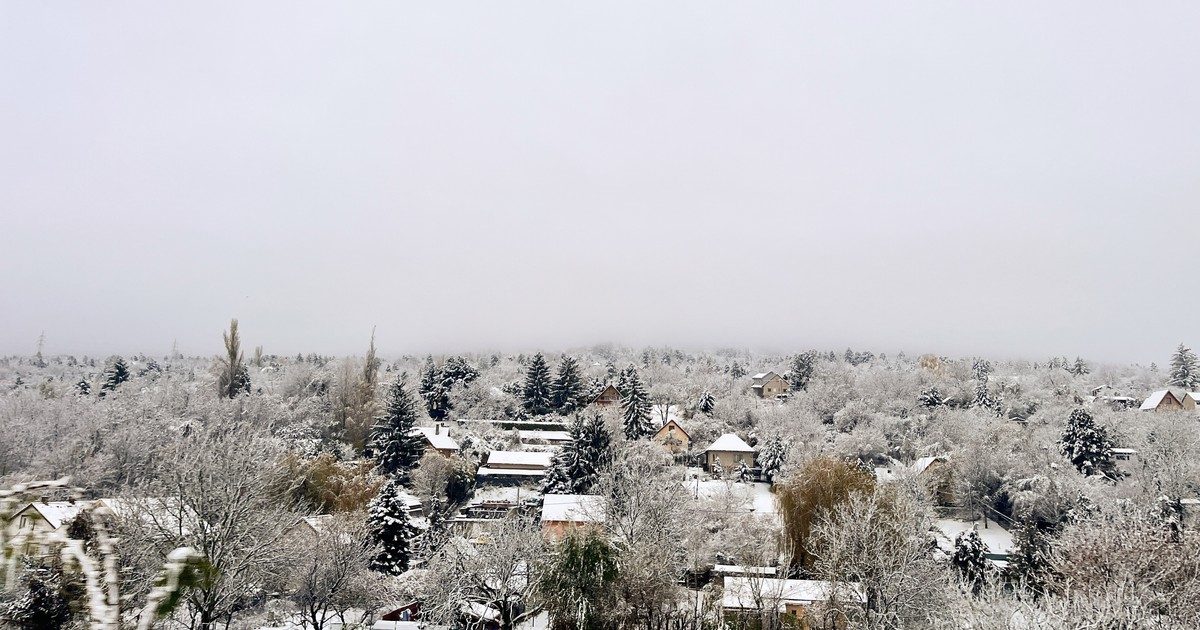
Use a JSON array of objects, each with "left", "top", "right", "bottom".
[{"left": 3, "top": 2, "right": 1198, "bottom": 366}]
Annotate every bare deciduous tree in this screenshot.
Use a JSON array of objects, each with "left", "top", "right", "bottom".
[{"left": 419, "top": 515, "right": 546, "bottom": 630}]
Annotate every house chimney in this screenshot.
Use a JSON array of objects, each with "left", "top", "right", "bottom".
[{"left": 435, "top": 424, "right": 441, "bottom": 435}]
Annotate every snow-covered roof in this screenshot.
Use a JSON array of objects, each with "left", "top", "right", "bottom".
[
  {"left": 913, "top": 456, "right": 947, "bottom": 475},
  {"left": 722, "top": 576, "right": 866, "bottom": 610},
  {"left": 684, "top": 479, "right": 778, "bottom": 515},
  {"left": 410, "top": 426, "right": 460, "bottom": 451},
  {"left": 751, "top": 371, "right": 784, "bottom": 387},
  {"left": 466, "top": 486, "right": 539, "bottom": 506},
  {"left": 99, "top": 497, "right": 199, "bottom": 535},
  {"left": 486, "top": 451, "right": 553, "bottom": 468},
  {"left": 654, "top": 418, "right": 689, "bottom": 439},
  {"left": 1140, "top": 390, "right": 1172, "bottom": 410},
  {"left": 19, "top": 501, "right": 87, "bottom": 530},
  {"left": 540, "top": 494, "right": 607, "bottom": 523},
  {"left": 1111, "top": 447, "right": 1138, "bottom": 455},
  {"left": 713, "top": 564, "right": 778, "bottom": 577},
  {"left": 303, "top": 514, "right": 334, "bottom": 533},
  {"left": 705, "top": 433, "right": 755, "bottom": 453},
  {"left": 518, "top": 430, "right": 573, "bottom": 443},
  {"left": 372, "top": 622, "right": 420, "bottom": 630},
  {"left": 476, "top": 467, "right": 547, "bottom": 477},
  {"left": 1189, "top": 392, "right": 1200, "bottom": 403}
]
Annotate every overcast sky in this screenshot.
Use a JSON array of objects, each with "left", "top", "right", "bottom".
[{"left": 2, "top": 2, "right": 1198, "bottom": 364}]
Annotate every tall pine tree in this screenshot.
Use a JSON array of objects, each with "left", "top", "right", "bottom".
[
  {"left": 367, "top": 480, "right": 417, "bottom": 576},
  {"left": 551, "top": 355, "right": 584, "bottom": 414},
  {"left": 1169, "top": 343, "right": 1200, "bottom": 389},
  {"left": 371, "top": 376, "right": 426, "bottom": 482},
  {"left": 618, "top": 366, "right": 652, "bottom": 440},
  {"left": 1059, "top": 408, "right": 1115, "bottom": 478},
  {"left": 521, "top": 352, "right": 554, "bottom": 416}
]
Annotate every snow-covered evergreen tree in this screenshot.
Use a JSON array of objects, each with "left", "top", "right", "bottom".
[
  {"left": 442, "top": 355, "right": 479, "bottom": 386},
  {"left": 367, "top": 480, "right": 417, "bottom": 575},
  {"left": 970, "top": 359, "right": 1002, "bottom": 416},
  {"left": 951, "top": 528, "right": 990, "bottom": 594},
  {"left": 542, "top": 414, "right": 612, "bottom": 494},
  {"left": 74, "top": 377, "right": 91, "bottom": 396},
  {"left": 417, "top": 356, "right": 452, "bottom": 421},
  {"left": 2, "top": 562, "right": 72, "bottom": 630},
  {"left": 757, "top": 435, "right": 788, "bottom": 482},
  {"left": 1070, "top": 357, "right": 1089, "bottom": 376},
  {"left": 1006, "top": 521, "right": 1051, "bottom": 595},
  {"left": 918, "top": 387, "right": 945, "bottom": 408},
  {"left": 1169, "top": 343, "right": 1200, "bottom": 389},
  {"left": 1058, "top": 408, "right": 1115, "bottom": 478},
  {"left": 371, "top": 376, "right": 426, "bottom": 482},
  {"left": 521, "top": 352, "right": 554, "bottom": 416},
  {"left": 695, "top": 390, "right": 716, "bottom": 416},
  {"left": 729, "top": 362, "right": 746, "bottom": 378},
  {"left": 99, "top": 356, "right": 130, "bottom": 395},
  {"left": 787, "top": 351, "right": 816, "bottom": 391},
  {"left": 618, "top": 366, "right": 652, "bottom": 440},
  {"left": 551, "top": 355, "right": 584, "bottom": 413}
]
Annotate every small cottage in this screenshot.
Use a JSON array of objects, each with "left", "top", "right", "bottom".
[
  {"left": 704, "top": 433, "right": 756, "bottom": 472},
  {"left": 409, "top": 425, "right": 460, "bottom": 456},
  {"left": 722, "top": 576, "right": 865, "bottom": 628},
  {"left": 1140, "top": 389, "right": 1196, "bottom": 412},
  {"left": 751, "top": 372, "right": 789, "bottom": 398},
  {"left": 589, "top": 384, "right": 622, "bottom": 408},
  {"left": 653, "top": 419, "right": 690, "bottom": 454},
  {"left": 540, "top": 494, "right": 607, "bottom": 538},
  {"left": 913, "top": 456, "right": 955, "bottom": 505}
]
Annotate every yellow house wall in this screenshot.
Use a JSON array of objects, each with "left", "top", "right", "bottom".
[{"left": 707, "top": 450, "right": 756, "bottom": 471}]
